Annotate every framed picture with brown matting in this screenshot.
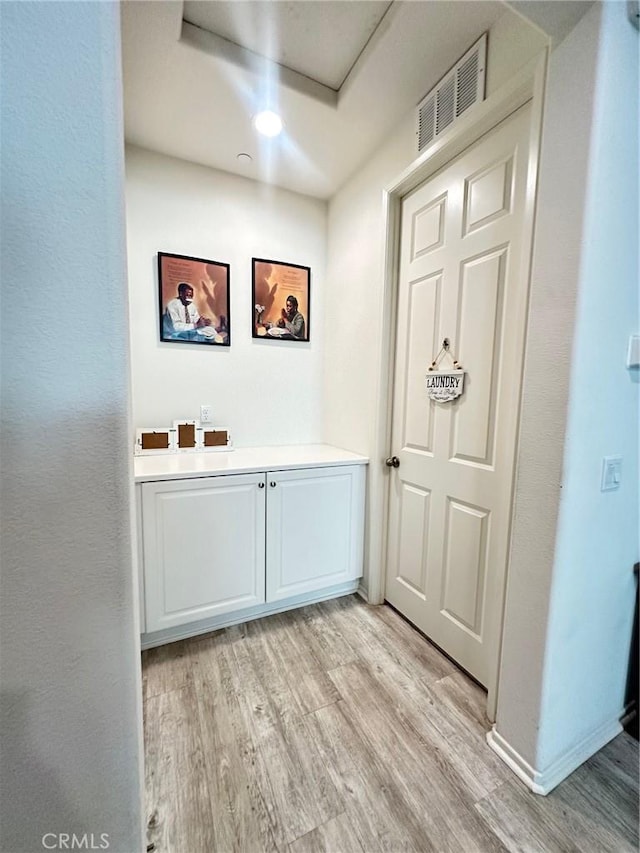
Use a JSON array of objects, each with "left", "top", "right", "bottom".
[
  {"left": 198, "top": 427, "right": 232, "bottom": 451},
  {"left": 134, "top": 427, "right": 177, "bottom": 455}
]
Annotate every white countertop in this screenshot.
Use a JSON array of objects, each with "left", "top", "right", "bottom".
[{"left": 134, "top": 443, "right": 369, "bottom": 483}]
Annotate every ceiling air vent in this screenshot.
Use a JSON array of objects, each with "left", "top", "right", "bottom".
[{"left": 416, "top": 33, "right": 487, "bottom": 154}]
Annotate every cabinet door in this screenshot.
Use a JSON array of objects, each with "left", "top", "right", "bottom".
[
  {"left": 142, "top": 473, "right": 265, "bottom": 632},
  {"left": 266, "top": 465, "right": 365, "bottom": 602}
]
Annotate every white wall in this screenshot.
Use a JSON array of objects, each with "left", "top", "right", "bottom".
[
  {"left": 0, "top": 3, "right": 143, "bottom": 853},
  {"left": 323, "top": 9, "right": 547, "bottom": 592},
  {"left": 536, "top": 0, "right": 638, "bottom": 768},
  {"left": 496, "top": 0, "right": 639, "bottom": 780},
  {"left": 494, "top": 6, "right": 602, "bottom": 766},
  {"left": 125, "top": 146, "right": 327, "bottom": 447}
]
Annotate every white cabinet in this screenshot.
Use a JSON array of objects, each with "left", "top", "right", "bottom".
[
  {"left": 138, "top": 457, "right": 366, "bottom": 641},
  {"left": 142, "top": 472, "right": 266, "bottom": 632},
  {"left": 266, "top": 466, "right": 364, "bottom": 602}
]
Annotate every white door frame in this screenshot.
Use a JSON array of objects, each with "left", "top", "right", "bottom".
[{"left": 365, "top": 51, "right": 548, "bottom": 718}]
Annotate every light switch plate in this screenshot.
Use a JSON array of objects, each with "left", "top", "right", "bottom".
[
  {"left": 601, "top": 455, "right": 622, "bottom": 491},
  {"left": 627, "top": 334, "right": 640, "bottom": 369}
]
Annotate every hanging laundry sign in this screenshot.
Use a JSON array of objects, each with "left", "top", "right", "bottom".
[
  {"left": 426, "top": 370, "right": 465, "bottom": 402},
  {"left": 426, "top": 337, "right": 465, "bottom": 402}
]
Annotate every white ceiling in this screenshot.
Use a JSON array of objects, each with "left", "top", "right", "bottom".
[
  {"left": 120, "top": 0, "right": 591, "bottom": 200},
  {"left": 182, "top": 0, "right": 393, "bottom": 91}
]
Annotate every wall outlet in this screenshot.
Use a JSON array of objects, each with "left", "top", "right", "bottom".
[{"left": 200, "top": 404, "right": 213, "bottom": 424}]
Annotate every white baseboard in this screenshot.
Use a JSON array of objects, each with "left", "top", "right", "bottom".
[
  {"left": 487, "top": 716, "right": 623, "bottom": 795},
  {"left": 620, "top": 699, "right": 637, "bottom": 730},
  {"left": 357, "top": 583, "right": 369, "bottom": 602},
  {"left": 141, "top": 580, "right": 359, "bottom": 649}
]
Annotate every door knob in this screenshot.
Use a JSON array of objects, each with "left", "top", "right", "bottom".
[{"left": 385, "top": 456, "right": 400, "bottom": 468}]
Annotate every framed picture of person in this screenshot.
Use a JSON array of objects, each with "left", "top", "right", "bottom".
[
  {"left": 158, "top": 251, "right": 230, "bottom": 346},
  {"left": 252, "top": 257, "right": 310, "bottom": 342}
]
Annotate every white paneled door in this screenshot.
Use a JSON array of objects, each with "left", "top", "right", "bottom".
[{"left": 385, "top": 103, "right": 533, "bottom": 687}]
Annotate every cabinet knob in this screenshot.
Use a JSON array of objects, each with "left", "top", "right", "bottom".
[
  {"left": 258, "top": 482, "right": 265, "bottom": 489},
  {"left": 270, "top": 481, "right": 277, "bottom": 488}
]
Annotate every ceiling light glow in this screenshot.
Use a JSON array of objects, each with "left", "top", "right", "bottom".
[{"left": 254, "top": 110, "right": 283, "bottom": 138}]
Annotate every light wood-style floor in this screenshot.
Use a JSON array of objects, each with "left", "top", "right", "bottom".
[{"left": 143, "top": 595, "right": 639, "bottom": 853}]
